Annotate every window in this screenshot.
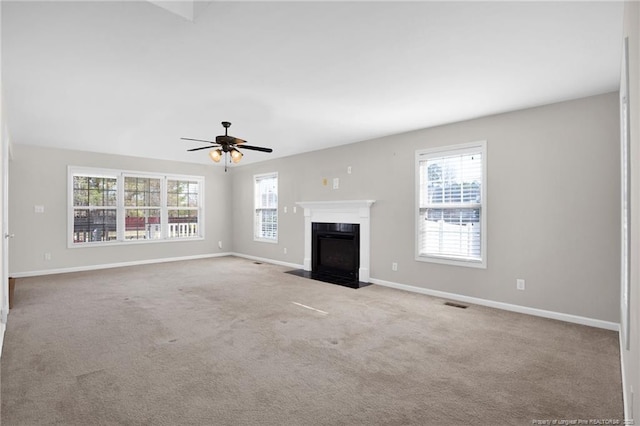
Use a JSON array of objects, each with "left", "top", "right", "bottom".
[
  {"left": 416, "top": 141, "right": 486, "bottom": 268},
  {"left": 167, "top": 179, "right": 200, "bottom": 239},
  {"left": 254, "top": 172, "right": 278, "bottom": 242},
  {"left": 124, "top": 176, "right": 161, "bottom": 240},
  {"left": 72, "top": 174, "right": 118, "bottom": 243},
  {"left": 69, "top": 167, "right": 203, "bottom": 246}
]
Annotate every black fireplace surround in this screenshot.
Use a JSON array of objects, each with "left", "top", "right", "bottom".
[
  {"left": 286, "top": 221, "right": 370, "bottom": 289},
  {"left": 311, "top": 222, "right": 362, "bottom": 288}
]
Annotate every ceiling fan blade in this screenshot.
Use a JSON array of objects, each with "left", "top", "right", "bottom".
[
  {"left": 187, "top": 145, "right": 218, "bottom": 152},
  {"left": 216, "top": 135, "right": 247, "bottom": 144},
  {"left": 240, "top": 145, "right": 273, "bottom": 153},
  {"left": 182, "top": 137, "right": 216, "bottom": 144}
]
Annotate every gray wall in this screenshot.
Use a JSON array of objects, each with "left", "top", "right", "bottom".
[
  {"left": 9, "top": 145, "right": 231, "bottom": 274},
  {"left": 232, "top": 92, "right": 620, "bottom": 323}
]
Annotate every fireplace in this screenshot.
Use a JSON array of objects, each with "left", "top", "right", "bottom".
[
  {"left": 312, "top": 223, "right": 360, "bottom": 286},
  {"left": 292, "top": 200, "right": 375, "bottom": 289}
]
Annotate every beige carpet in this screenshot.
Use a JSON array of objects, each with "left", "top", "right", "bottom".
[{"left": 1, "top": 256, "right": 623, "bottom": 425}]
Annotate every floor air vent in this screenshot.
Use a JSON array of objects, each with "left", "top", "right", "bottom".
[{"left": 444, "top": 301, "right": 468, "bottom": 309}]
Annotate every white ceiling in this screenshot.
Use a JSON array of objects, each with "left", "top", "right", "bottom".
[{"left": 1, "top": 1, "right": 624, "bottom": 166}]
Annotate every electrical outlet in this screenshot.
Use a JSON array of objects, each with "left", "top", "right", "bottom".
[
  {"left": 392, "top": 262, "right": 398, "bottom": 271},
  {"left": 516, "top": 279, "right": 525, "bottom": 290},
  {"left": 284, "top": 206, "right": 287, "bottom": 213},
  {"left": 347, "top": 166, "right": 352, "bottom": 174},
  {"left": 284, "top": 248, "right": 287, "bottom": 254},
  {"left": 44, "top": 253, "right": 51, "bottom": 261},
  {"left": 34, "top": 205, "right": 44, "bottom": 213},
  {"left": 218, "top": 241, "right": 223, "bottom": 249},
  {"left": 333, "top": 178, "right": 339, "bottom": 189}
]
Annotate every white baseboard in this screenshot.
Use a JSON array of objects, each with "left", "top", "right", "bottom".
[
  {"left": 9, "top": 252, "right": 619, "bottom": 332},
  {"left": 370, "top": 278, "right": 620, "bottom": 331},
  {"left": 229, "top": 252, "right": 304, "bottom": 270},
  {"left": 227, "top": 253, "right": 618, "bottom": 331},
  {"left": 619, "top": 330, "right": 631, "bottom": 422},
  {"left": 0, "top": 321, "right": 5, "bottom": 358},
  {"left": 9, "top": 253, "right": 233, "bottom": 278}
]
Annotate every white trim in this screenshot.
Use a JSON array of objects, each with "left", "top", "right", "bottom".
[
  {"left": 68, "top": 166, "right": 199, "bottom": 181},
  {"left": 253, "top": 237, "right": 278, "bottom": 245},
  {"left": 619, "top": 329, "right": 631, "bottom": 422},
  {"left": 68, "top": 236, "right": 205, "bottom": 249},
  {"left": 1, "top": 93, "right": 9, "bottom": 347},
  {"left": 0, "top": 322, "right": 5, "bottom": 358},
  {"left": 415, "top": 140, "right": 487, "bottom": 269},
  {"left": 620, "top": 36, "right": 632, "bottom": 351},
  {"left": 11, "top": 252, "right": 304, "bottom": 279},
  {"left": 229, "top": 252, "right": 304, "bottom": 270},
  {"left": 7, "top": 251, "right": 620, "bottom": 336},
  {"left": 2, "top": 88, "right": 10, "bottom": 358},
  {"left": 9, "top": 253, "right": 230, "bottom": 278},
  {"left": 370, "top": 277, "right": 619, "bottom": 331},
  {"left": 296, "top": 200, "right": 376, "bottom": 210},
  {"left": 220, "top": 251, "right": 619, "bottom": 332},
  {"left": 415, "top": 253, "right": 486, "bottom": 269}
]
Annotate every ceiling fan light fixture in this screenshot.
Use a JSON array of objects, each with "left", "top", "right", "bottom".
[
  {"left": 183, "top": 122, "right": 271, "bottom": 172},
  {"left": 209, "top": 149, "right": 222, "bottom": 163},
  {"left": 230, "top": 148, "right": 243, "bottom": 164}
]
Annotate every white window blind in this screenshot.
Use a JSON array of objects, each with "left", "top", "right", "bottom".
[
  {"left": 254, "top": 172, "right": 278, "bottom": 242},
  {"left": 416, "top": 142, "right": 486, "bottom": 267}
]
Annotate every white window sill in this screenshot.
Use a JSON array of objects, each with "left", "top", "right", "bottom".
[
  {"left": 69, "top": 236, "right": 205, "bottom": 249},
  {"left": 254, "top": 237, "right": 278, "bottom": 244},
  {"left": 416, "top": 254, "right": 486, "bottom": 269}
]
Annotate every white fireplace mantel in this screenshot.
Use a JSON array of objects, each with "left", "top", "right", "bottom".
[{"left": 295, "top": 200, "right": 375, "bottom": 283}]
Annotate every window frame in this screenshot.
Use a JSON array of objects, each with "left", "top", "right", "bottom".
[
  {"left": 253, "top": 172, "right": 278, "bottom": 244},
  {"left": 415, "top": 141, "right": 487, "bottom": 269},
  {"left": 68, "top": 166, "right": 205, "bottom": 248},
  {"left": 165, "top": 178, "right": 202, "bottom": 240},
  {"left": 123, "top": 174, "right": 163, "bottom": 241},
  {"left": 70, "top": 171, "right": 119, "bottom": 244}
]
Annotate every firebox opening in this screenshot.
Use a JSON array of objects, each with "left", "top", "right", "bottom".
[{"left": 311, "top": 222, "right": 361, "bottom": 288}]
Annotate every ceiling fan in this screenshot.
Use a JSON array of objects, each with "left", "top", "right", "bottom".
[{"left": 182, "top": 121, "right": 273, "bottom": 171}]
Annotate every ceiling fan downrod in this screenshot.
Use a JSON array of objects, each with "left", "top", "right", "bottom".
[{"left": 221, "top": 121, "right": 231, "bottom": 136}]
